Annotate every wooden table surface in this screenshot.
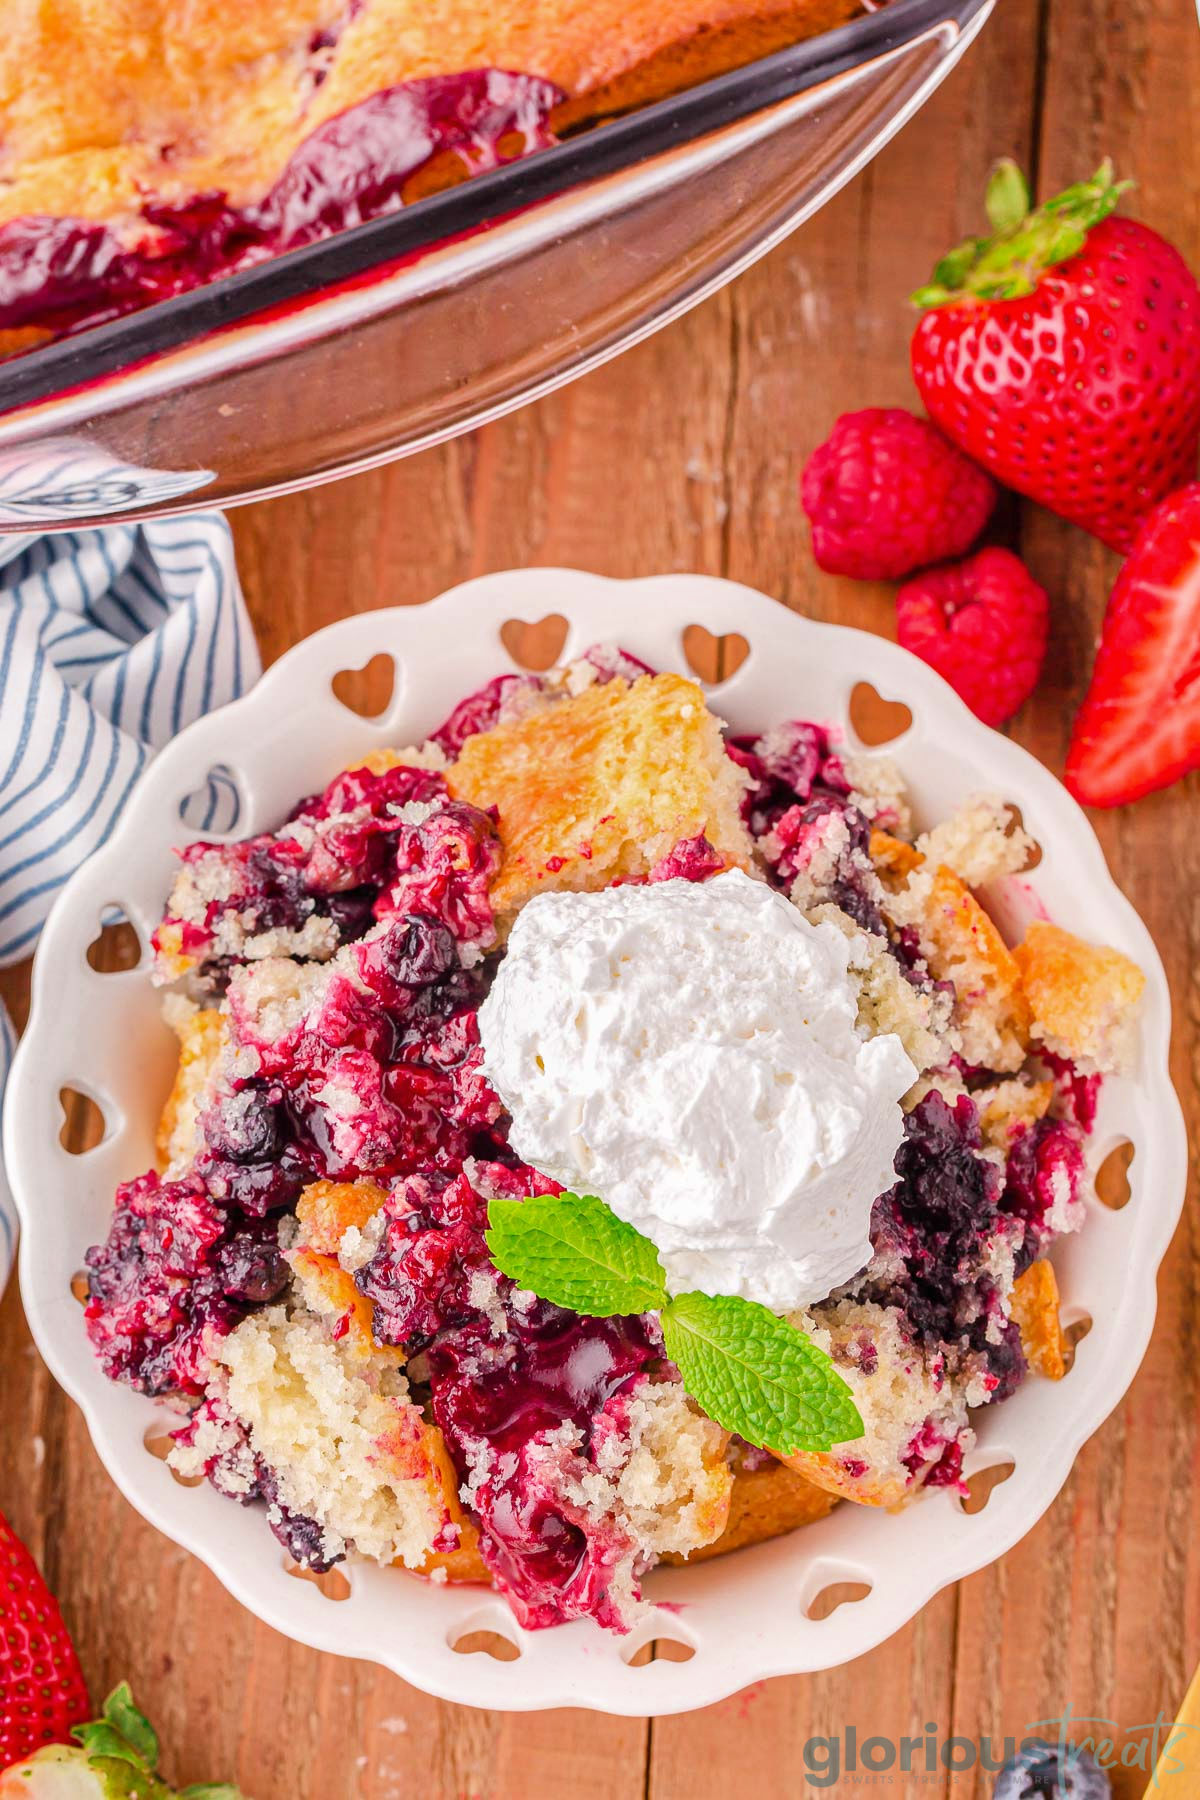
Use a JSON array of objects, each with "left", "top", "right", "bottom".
[{"left": 3, "top": 5, "right": 1199, "bottom": 1796}]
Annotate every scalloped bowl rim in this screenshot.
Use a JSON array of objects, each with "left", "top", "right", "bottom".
[{"left": 5, "top": 569, "right": 1186, "bottom": 1715}]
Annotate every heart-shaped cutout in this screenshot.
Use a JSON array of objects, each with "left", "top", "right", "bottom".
[
  {"left": 500, "top": 614, "right": 568, "bottom": 672},
  {"left": 178, "top": 764, "right": 246, "bottom": 834},
  {"left": 621, "top": 1636, "right": 695, "bottom": 1667},
  {"left": 331, "top": 652, "right": 396, "bottom": 721},
  {"left": 681, "top": 624, "right": 750, "bottom": 686},
  {"left": 59, "top": 1085, "right": 108, "bottom": 1154},
  {"left": 1095, "top": 1139, "right": 1134, "bottom": 1210},
  {"left": 1062, "top": 1312, "right": 1093, "bottom": 1372},
  {"left": 86, "top": 906, "right": 142, "bottom": 973},
  {"left": 804, "top": 1578, "right": 872, "bottom": 1622},
  {"left": 848, "top": 681, "right": 912, "bottom": 746},
  {"left": 283, "top": 1557, "right": 351, "bottom": 1601},
  {"left": 959, "top": 1458, "right": 1015, "bottom": 1515},
  {"left": 144, "top": 1426, "right": 204, "bottom": 1487},
  {"left": 450, "top": 1629, "right": 522, "bottom": 1662},
  {"left": 1000, "top": 802, "right": 1043, "bottom": 871}
]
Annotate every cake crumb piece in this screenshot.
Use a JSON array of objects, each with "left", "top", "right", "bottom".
[
  {"left": 447, "top": 672, "right": 752, "bottom": 914},
  {"left": 1014, "top": 921, "right": 1145, "bottom": 1074},
  {"left": 1010, "top": 1259, "right": 1068, "bottom": 1380},
  {"left": 915, "top": 794, "right": 1034, "bottom": 889},
  {"left": 890, "top": 864, "right": 1030, "bottom": 1073},
  {"left": 214, "top": 1304, "right": 451, "bottom": 1569}
]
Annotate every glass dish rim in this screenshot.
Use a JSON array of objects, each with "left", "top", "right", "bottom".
[{"left": 0, "top": 0, "right": 989, "bottom": 416}]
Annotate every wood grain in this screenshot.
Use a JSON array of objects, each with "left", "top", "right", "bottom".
[{"left": 3, "top": 4, "right": 1199, "bottom": 1795}]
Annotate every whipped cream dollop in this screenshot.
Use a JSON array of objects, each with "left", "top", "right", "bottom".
[{"left": 478, "top": 868, "right": 917, "bottom": 1312}]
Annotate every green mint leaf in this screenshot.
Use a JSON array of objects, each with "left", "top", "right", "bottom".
[
  {"left": 485, "top": 1193, "right": 669, "bottom": 1316},
  {"left": 660, "top": 1291, "right": 863, "bottom": 1456}
]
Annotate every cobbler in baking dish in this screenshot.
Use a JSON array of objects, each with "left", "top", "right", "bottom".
[
  {"left": 0, "top": 0, "right": 867, "bottom": 354},
  {"left": 84, "top": 644, "right": 1144, "bottom": 1632}
]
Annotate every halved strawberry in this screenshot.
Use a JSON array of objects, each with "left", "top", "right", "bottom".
[
  {"left": 0, "top": 1681, "right": 246, "bottom": 1797},
  {"left": 1066, "top": 483, "right": 1200, "bottom": 806},
  {"left": 0, "top": 1509, "right": 90, "bottom": 1766}
]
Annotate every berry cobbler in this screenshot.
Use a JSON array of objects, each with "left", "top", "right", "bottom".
[
  {"left": 84, "top": 643, "right": 1145, "bottom": 1632},
  {"left": 0, "top": 0, "right": 867, "bottom": 355}
]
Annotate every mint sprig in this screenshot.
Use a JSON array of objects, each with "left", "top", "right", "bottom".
[{"left": 485, "top": 1193, "right": 863, "bottom": 1457}]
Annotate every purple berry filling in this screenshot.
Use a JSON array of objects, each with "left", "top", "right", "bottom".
[
  {"left": 358, "top": 1160, "right": 662, "bottom": 1629},
  {"left": 156, "top": 765, "right": 502, "bottom": 992},
  {"left": 0, "top": 71, "right": 561, "bottom": 346},
  {"left": 1040, "top": 1050, "right": 1102, "bottom": 1131},
  {"left": 863, "top": 1093, "right": 1026, "bottom": 1400},
  {"left": 647, "top": 834, "right": 728, "bottom": 884},
  {"left": 730, "top": 724, "right": 891, "bottom": 938},
  {"left": 84, "top": 1171, "right": 288, "bottom": 1397},
  {"left": 1002, "top": 1115, "right": 1086, "bottom": 1272}
]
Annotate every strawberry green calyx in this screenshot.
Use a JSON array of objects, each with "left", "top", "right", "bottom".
[
  {"left": 911, "top": 158, "right": 1132, "bottom": 306},
  {"left": 0, "top": 1685, "right": 248, "bottom": 1799}
]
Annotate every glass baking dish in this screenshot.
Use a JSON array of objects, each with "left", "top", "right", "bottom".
[{"left": 0, "top": 0, "right": 991, "bottom": 531}]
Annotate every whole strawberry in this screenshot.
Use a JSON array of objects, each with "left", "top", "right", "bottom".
[
  {"left": 800, "top": 407, "right": 997, "bottom": 578},
  {"left": 896, "top": 546, "right": 1049, "bottom": 727},
  {"left": 1066, "top": 482, "right": 1200, "bottom": 806},
  {"left": 0, "top": 1508, "right": 90, "bottom": 1766},
  {"left": 911, "top": 160, "right": 1200, "bottom": 553}
]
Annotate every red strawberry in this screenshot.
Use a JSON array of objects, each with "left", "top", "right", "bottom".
[
  {"left": 1066, "top": 482, "right": 1200, "bottom": 805},
  {"left": 800, "top": 407, "right": 996, "bottom": 579},
  {"left": 896, "top": 546, "right": 1049, "bottom": 728},
  {"left": 911, "top": 160, "right": 1200, "bottom": 553},
  {"left": 0, "top": 1508, "right": 90, "bottom": 1764}
]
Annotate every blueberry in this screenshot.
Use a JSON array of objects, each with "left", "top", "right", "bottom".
[
  {"left": 205, "top": 1088, "right": 285, "bottom": 1163},
  {"left": 383, "top": 915, "right": 457, "bottom": 987},
  {"left": 992, "top": 1742, "right": 1111, "bottom": 1800},
  {"left": 800, "top": 791, "right": 871, "bottom": 854},
  {"left": 256, "top": 1466, "right": 339, "bottom": 1572},
  {"left": 213, "top": 1232, "right": 288, "bottom": 1304},
  {"left": 201, "top": 1154, "right": 305, "bottom": 1217}
]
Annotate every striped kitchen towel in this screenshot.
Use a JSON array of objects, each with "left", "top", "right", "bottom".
[{"left": 0, "top": 515, "right": 259, "bottom": 1292}]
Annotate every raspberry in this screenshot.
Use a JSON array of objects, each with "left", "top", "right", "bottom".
[
  {"left": 801, "top": 408, "right": 996, "bottom": 580},
  {"left": 895, "top": 547, "right": 1049, "bottom": 727}
]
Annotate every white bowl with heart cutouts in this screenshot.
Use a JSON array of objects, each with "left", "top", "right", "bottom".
[{"left": 4, "top": 568, "right": 1185, "bottom": 1714}]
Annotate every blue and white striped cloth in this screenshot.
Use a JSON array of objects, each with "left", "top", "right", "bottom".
[{"left": 0, "top": 516, "right": 259, "bottom": 1292}]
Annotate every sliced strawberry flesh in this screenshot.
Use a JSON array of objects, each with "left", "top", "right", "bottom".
[{"left": 1066, "top": 482, "right": 1200, "bottom": 805}]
